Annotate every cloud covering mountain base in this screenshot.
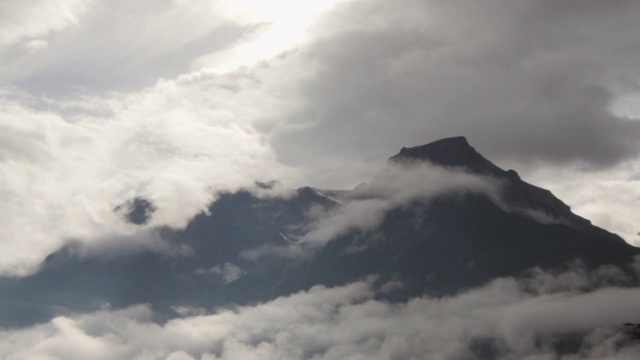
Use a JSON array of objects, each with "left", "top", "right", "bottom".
[{"left": 1, "top": 262, "right": 639, "bottom": 360}]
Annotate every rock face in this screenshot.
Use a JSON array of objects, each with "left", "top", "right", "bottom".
[
  {"left": 114, "top": 197, "right": 157, "bottom": 225},
  {"left": 390, "top": 136, "right": 595, "bottom": 231},
  {"left": 389, "top": 136, "right": 504, "bottom": 175},
  {"left": 1, "top": 137, "right": 638, "bottom": 327}
]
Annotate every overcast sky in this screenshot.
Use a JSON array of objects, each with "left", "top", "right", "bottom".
[
  {"left": 3, "top": 2, "right": 640, "bottom": 358},
  {"left": 1, "top": 0, "right": 640, "bottom": 276}
]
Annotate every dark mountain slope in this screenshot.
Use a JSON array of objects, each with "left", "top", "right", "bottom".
[
  {"left": 0, "top": 136, "right": 637, "bottom": 328},
  {"left": 278, "top": 193, "right": 637, "bottom": 299},
  {"left": 390, "top": 136, "right": 596, "bottom": 231}
]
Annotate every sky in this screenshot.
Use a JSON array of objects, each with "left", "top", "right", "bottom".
[
  {"left": 1, "top": 0, "right": 639, "bottom": 278},
  {"left": 0, "top": 0, "right": 639, "bottom": 276},
  {"left": 1, "top": 0, "right": 640, "bottom": 276},
  {"left": 2, "top": 1, "right": 640, "bottom": 358}
]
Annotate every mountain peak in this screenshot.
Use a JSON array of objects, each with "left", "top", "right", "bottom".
[
  {"left": 389, "top": 136, "right": 603, "bottom": 232},
  {"left": 389, "top": 136, "right": 505, "bottom": 177}
]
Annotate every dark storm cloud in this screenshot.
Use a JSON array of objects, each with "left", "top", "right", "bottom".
[{"left": 272, "top": 0, "right": 640, "bottom": 173}]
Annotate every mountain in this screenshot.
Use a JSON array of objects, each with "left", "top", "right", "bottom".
[
  {"left": 0, "top": 136, "right": 638, "bottom": 328},
  {"left": 390, "top": 136, "right": 596, "bottom": 231},
  {"left": 279, "top": 137, "right": 637, "bottom": 298}
]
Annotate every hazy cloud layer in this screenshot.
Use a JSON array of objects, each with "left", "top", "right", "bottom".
[
  {"left": 243, "top": 163, "right": 502, "bottom": 260},
  {"left": 1, "top": 263, "right": 638, "bottom": 359}
]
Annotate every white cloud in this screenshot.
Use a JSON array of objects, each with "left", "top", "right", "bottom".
[
  {"left": 0, "top": 0, "right": 348, "bottom": 275},
  {"left": 0, "top": 69, "right": 295, "bottom": 275},
  {"left": 0, "top": 265, "right": 638, "bottom": 359},
  {"left": 0, "top": 0, "right": 90, "bottom": 46},
  {"left": 531, "top": 163, "right": 640, "bottom": 245},
  {"left": 242, "top": 163, "right": 503, "bottom": 259}
]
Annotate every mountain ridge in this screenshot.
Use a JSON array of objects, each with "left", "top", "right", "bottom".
[
  {"left": 389, "top": 136, "right": 603, "bottom": 234},
  {"left": 0, "top": 136, "right": 637, "bottom": 328}
]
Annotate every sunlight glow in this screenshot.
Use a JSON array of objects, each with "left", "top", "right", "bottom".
[{"left": 192, "top": 0, "right": 348, "bottom": 73}]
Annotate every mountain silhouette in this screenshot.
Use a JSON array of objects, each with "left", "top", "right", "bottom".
[{"left": 1, "top": 137, "right": 638, "bottom": 327}]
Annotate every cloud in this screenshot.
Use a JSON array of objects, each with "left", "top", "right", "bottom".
[
  {"left": 253, "top": 0, "right": 640, "bottom": 243},
  {"left": 192, "top": 0, "right": 347, "bottom": 74},
  {"left": 243, "top": 157, "right": 624, "bottom": 261},
  {"left": 530, "top": 164, "right": 640, "bottom": 245},
  {"left": 0, "top": 264, "right": 638, "bottom": 359},
  {"left": 0, "top": 0, "right": 348, "bottom": 275},
  {"left": 0, "top": 1, "right": 253, "bottom": 94},
  {"left": 242, "top": 163, "right": 508, "bottom": 260},
  {"left": 2, "top": 0, "right": 640, "bottom": 273},
  {"left": 0, "top": 0, "right": 90, "bottom": 46},
  {"left": 270, "top": 0, "right": 640, "bottom": 180},
  {"left": 0, "top": 0, "right": 349, "bottom": 96},
  {"left": 0, "top": 70, "right": 295, "bottom": 275}
]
